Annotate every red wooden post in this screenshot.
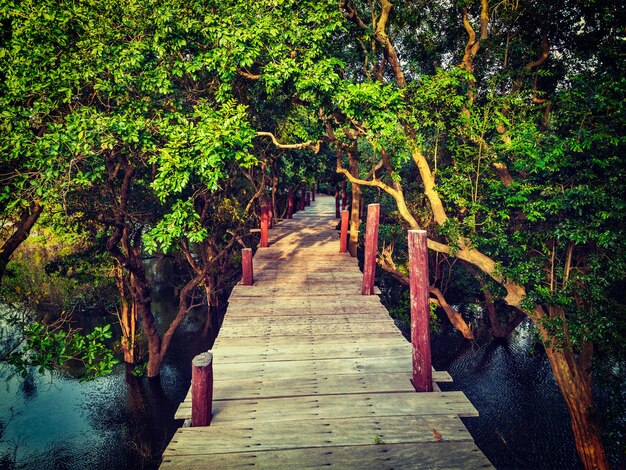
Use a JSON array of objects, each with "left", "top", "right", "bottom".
[
  {"left": 191, "top": 351, "right": 213, "bottom": 426},
  {"left": 339, "top": 209, "right": 349, "bottom": 253},
  {"left": 300, "top": 187, "right": 306, "bottom": 210},
  {"left": 409, "top": 230, "right": 433, "bottom": 392},
  {"left": 287, "top": 188, "right": 294, "bottom": 219},
  {"left": 268, "top": 204, "right": 274, "bottom": 229},
  {"left": 361, "top": 203, "right": 380, "bottom": 295},
  {"left": 242, "top": 248, "right": 253, "bottom": 285},
  {"left": 260, "top": 204, "right": 269, "bottom": 248},
  {"left": 341, "top": 181, "right": 347, "bottom": 210},
  {"left": 335, "top": 187, "right": 340, "bottom": 218}
]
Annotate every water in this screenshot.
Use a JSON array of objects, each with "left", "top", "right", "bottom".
[
  {"left": 0, "top": 274, "right": 216, "bottom": 470},
  {"left": 431, "top": 319, "right": 581, "bottom": 469}
]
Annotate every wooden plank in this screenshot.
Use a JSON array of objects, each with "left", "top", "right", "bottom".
[
  {"left": 210, "top": 355, "right": 415, "bottom": 379},
  {"left": 163, "top": 415, "right": 475, "bottom": 456},
  {"left": 176, "top": 391, "right": 478, "bottom": 423},
  {"left": 221, "top": 314, "right": 392, "bottom": 326},
  {"left": 161, "top": 441, "right": 493, "bottom": 469},
  {"left": 175, "top": 372, "right": 451, "bottom": 416},
  {"left": 212, "top": 341, "right": 412, "bottom": 363},
  {"left": 213, "top": 333, "right": 407, "bottom": 349},
  {"left": 217, "top": 320, "right": 399, "bottom": 337}
]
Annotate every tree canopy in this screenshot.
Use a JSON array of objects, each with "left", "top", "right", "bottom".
[{"left": 1, "top": 0, "right": 624, "bottom": 468}]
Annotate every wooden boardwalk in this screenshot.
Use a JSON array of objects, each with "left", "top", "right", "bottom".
[{"left": 160, "top": 195, "right": 492, "bottom": 469}]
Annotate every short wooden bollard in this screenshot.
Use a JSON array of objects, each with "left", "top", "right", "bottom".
[
  {"left": 409, "top": 230, "right": 433, "bottom": 392},
  {"left": 341, "top": 181, "right": 347, "bottom": 210},
  {"left": 300, "top": 187, "right": 306, "bottom": 210},
  {"left": 191, "top": 351, "right": 213, "bottom": 427},
  {"left": 242, "top": 248, "right": 253, "bottom": 285},
  {"left": 260, "top": 204, "right": 269, "bottom": 248},
  {"left": 287, "top": 188, "right": 294, "bottom": 219},
  {"left": 339, "top": 209, "right": 349, "bottom": 253},
  {"left": 361, "top": 203, "right": 380, "bottom": 295},
  {"left": 335, "top": 188, "right": 340, "bottom": 218}
]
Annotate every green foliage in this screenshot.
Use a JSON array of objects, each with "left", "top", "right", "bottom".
[{"left": 6, "top": 322, "right": 118, "bottom": 380}]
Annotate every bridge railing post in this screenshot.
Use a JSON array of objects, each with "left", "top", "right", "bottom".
[
  {"left": 242, "top": 248, "right": 253, "bottom": 285},
  {"left": 409, "top": 230, "right": 433, "bottom": 392},
  {"left": 300, "top": 187, "right": 306, "bottom": 210},
  {"left": 306, "top": 191, "right": 310, "bottom": 206},
  {"left": 287, "top": 188, "right": 294, "bottom": 219},
  {"left": 311, "top": 187, "right": 315, "bottom": 202},
  {"left": 260, "top": 204, "right": 269, "bottom": 248},
  {"left": 191, "top": 351, "right": 213, "bottom": 426},
  {"left": 268, "top": 203, "right": 274, "bottom": 229},
  {"left": 340, "top": 209, "right": 349, "bottom": 253},
  {"left": 361, "top": 203, "right": 380, "bottom": 295}
]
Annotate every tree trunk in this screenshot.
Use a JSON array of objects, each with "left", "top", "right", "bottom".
[
  {"left": 545, "top": 346, "right": 609, "bottom": 469},
  {"left": 132, "top": 277, "right": 161, "bottom": 378},
  {"left": 348, "top": 149, "right": 362, "bottom": 257},
  {"left": 0, "top": 201, "right": 43, "bottom": 282},
  {"left": 430, "top": 287, "right": 474, "bottom": 340},
  {"left": 114, "top": 266, "right": 138, "bottom": 364}
]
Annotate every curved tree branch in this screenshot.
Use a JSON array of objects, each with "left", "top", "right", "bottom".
[{"left": 255, "top": 132, "right": 320, "bottom": 153}]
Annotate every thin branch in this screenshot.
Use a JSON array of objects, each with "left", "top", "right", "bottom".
[{"left": 255, "top": 132, "right": 320, "bottom": 153}]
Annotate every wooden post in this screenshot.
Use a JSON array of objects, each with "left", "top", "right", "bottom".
[
  {"left": 341, "top": 181, "right": 347, "bottom": 210},
  {"left": 242, "top": 248, "right": 253, "bottom": 285},
  {"left": 409, "top": 230, "right": 433, "bottom": 392},
  {"left": 335, "top": 187, "right": 340, "bottom": 218},
  {"left": 300, "top": 187, "right": 306, "bottom": 210},
  {"left": 268, "top": 203, "right": 274, "bottom": 229},
  {"left": 287, "top": 188, "right": 294, "bottom": 219},
  {"left": 260, "top": 204, "right": 269, "bottom": 248},
  {"left": 306, "top": 191, "right": 311, "bottom": 206},
  {"left": 361, "top": 203, "right": 380, "bottom": 295},
  {"left": 311, "top": 187, "right": 315, "bottom": 202},
  {"left": 339, "top": 209, "right": 349, "bottom": 253},
  {"left": 191, "top": 351, "right": 213, "bottom": 426}
]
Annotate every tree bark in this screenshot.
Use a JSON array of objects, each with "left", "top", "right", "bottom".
[
  {"left": 0, "top": 201, "right": 43, "bottom": 282},
  {"left": 347, "top": 146, "right": 362, "bottom": 257}
]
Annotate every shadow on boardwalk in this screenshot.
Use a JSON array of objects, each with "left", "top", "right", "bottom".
[{"left": 159, "top": 194, "right": 493, "bottom": 469}]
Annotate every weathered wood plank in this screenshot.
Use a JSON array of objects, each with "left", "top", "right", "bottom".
[
  {"left": 212, "top": 341, "right": 412, "bottom": 363},
  {"left": 217, "top": 320, "right": 399, "bottom": 337},
  {"left": 220, "top": 314, "right": 393, "bottom": 326},
  {"left": 210, "top": 355, "right": 415, "bottom": 379},
  {"left": 212, "top": 332, "right": 407, "bottom": 349},
  {"left": 176, "top": 391, "right": 478, "bottom": 423},
  {"left": 175, "top": 372, "right": 451, "bottom": 416},
  {"left": 161, "top": 441, "right": 493, "bottom": 469},
  {"left": 163, "top": 415, "right": 475, "bottom": 457}
]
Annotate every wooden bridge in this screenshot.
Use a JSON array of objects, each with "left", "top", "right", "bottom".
[{"left": 160, "top": 194, "right": 492, "bottom": 469}]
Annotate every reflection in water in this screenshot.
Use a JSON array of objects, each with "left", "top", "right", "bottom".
[
  {"left": 0, "top": 278, "right": 217, "bottom": 470},
  {"left": 432, "top": 318, "right": 582, "bottom": 469}
]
